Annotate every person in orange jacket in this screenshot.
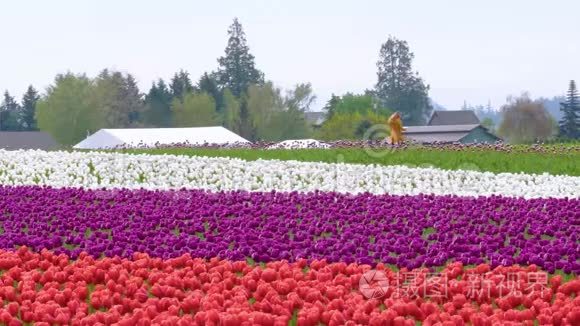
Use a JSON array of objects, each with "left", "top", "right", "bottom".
[{"left": 387, "top": 112, "right": 405, "bottom": 145}]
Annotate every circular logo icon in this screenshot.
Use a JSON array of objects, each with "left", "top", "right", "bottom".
[
  {"left": 93, "top": 188, "right": 120, "bottom": 200},
  {"left": 456, "top": 162, "right": 481, "bottom": 172},
  {"left": 362, "top": 124, "right": 395, "bottom": 159},
  {"left": 359, "top": 270, "right": 389, "bottom": 299}
]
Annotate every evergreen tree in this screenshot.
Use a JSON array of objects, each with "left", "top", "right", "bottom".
[
  {"left": 237, "top": 97, "right": 255, "bottom": 140},
  {"left": 93, "top": 70, "right": 125, "bottom": 128},
  {"left": 0, "top": 91, "right": 22, "bottom": 131},
  {"left": 92, "top": 70, "right": 144, "bottom": 128},
  {"left": 559, "top": 80, "right": 580, "bottom": 139},
  {"left": 143, "top": 80, "right": 173, "bottom": 127},
  {"left": 198, "top": 72, "right": 224, "bottom": 113},
  {"left": 121, "top": 74, "right": 145, "bottom": 125},
  {"left": 170, "top": 70, "right": 195, "bottom": 100},
  {"left": 20, "top": 85, "right": 40, "bottom": 130},
  {"left": 461, "top": 100, "right": 470, "bottom": 111},
  {"left": 216, "top": 18, "right": 264, "bottom": 97},
  {"left": 375, "top": 36, "right": 432, "bottom": 125},
  {"left": 323, "top": 94, "right": 340, "bottom": 119},
  {"left": 485, "top": 100, "right": 493, "bottom": 112}
]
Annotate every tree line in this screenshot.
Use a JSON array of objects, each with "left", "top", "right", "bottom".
[
  {"left": 0, "top": 19, "right": 434, "bottom": 145},
  {"left": 0, "top": 19, "right": 316, "bottom": 145},
  {"left": 460, "top": 81, "right": 580, "bottom": 143},
  {"left": 1, "top": 18, "right": 578, "bottom": 144},
  {"left": 0, "top": 87, "right": 39, "bottom": 132}
]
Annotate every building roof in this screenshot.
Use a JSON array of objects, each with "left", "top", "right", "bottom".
[
  {"left": 405, "top": 132, "right": 472, "bottom": 143},
  {"left": 73, "top": 126, "right": 249, "bottom": 149},
  {"left": 0, "top": 131, "right": 59, "bottom": 150},
  {"left": 404, "top": 124, "right": 498, "bottom": 143},
  {"left": 304, "top": 111, "right": 326, "bottom": 125},
  {"left": 405, "top": 124, "right": 481, "bottom": 134},
  {"left": 427, "top": 110, "right": 480, "bottom": 126}
]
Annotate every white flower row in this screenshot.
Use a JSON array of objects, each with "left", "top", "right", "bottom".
[{"left": 0, "top": 149, "right": 578, "bottom": 199}]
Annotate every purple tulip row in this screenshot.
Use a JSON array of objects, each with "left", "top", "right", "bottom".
[{"left": 0, "top": 185, "right": 577, "bottom": 273}]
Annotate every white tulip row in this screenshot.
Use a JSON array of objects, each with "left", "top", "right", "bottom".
[{"left": 0, "top": 149, "right": 578, "bottom": 199}]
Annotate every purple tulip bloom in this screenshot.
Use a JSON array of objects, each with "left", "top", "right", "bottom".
[{"left": 0, "top": 185, "right": 577, "bottom": 273}]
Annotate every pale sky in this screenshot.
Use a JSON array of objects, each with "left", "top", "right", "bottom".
[{"left": 1, "top": 0, "right": 579, "bottom": 110}]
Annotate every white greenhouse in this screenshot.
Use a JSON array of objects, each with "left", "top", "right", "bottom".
[{"left": 73, "top": 127, "right": 249, "bottom": 149}]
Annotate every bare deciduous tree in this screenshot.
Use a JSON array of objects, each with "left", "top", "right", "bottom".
[{"left": 498, "top": 93, "right": 555, "bottom": 144}]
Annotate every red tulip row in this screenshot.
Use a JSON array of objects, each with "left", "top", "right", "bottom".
[{"left": 0, "top": 248, "right": 577, "bottom": 325}]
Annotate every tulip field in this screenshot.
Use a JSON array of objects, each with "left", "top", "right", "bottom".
[{"left": 0, "top": 148, "right": 578, "bottom": 325}]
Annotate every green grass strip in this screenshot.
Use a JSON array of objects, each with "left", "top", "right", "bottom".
[{"left": 115, "top": 148, "right": 580, "bottom": 176}]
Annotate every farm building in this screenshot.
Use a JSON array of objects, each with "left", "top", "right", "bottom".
[
  {"left": 402, "top": 109, "right": 500, "bottom": 144},
  {"left": 0, "top": 131, "right": 59, "bottom": 150},
  {"left": 427, "top": 110, "right": 480, "bottom": 126},
  {"left": 73, "top": 126, "right": 249, "bottom": 149},
  {"left": 404, "top": 124, "right": 500, "bottom": 144}
]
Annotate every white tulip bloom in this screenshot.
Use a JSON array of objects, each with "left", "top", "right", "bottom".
[{"left": 0, "top": 149, "right": 577, "bottom": 199}]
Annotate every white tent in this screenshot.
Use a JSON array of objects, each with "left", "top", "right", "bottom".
[
  {"left": 73, "top": 127, "right": 249, "bottom": 149},
  {"left": 267, "top": 139, "right": 330, "bottom": 149}
]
